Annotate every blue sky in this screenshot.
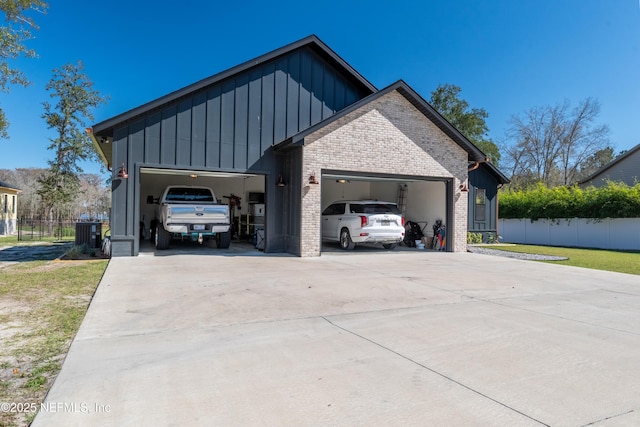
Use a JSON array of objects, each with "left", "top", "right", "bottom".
[{"left": 1, "top": 0, "right": 639, "bottom": 176}]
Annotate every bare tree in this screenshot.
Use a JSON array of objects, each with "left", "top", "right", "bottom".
[
  {"left": 1, "top": 168, "right": 109, "bottom": 219},
  {"left": 505, "top": 98, "right": 609, "bottom": 188},
  {"left": 0, "top": 167, "right": 46, "bottom": 218},
  {"left": 71, "top": 173, "right": 110, "bottom": 220},
  {"left": 557, "top": 98, "right": 609, "bottom": 185}
]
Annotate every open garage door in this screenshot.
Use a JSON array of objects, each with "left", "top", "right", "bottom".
[
  {"left": 137, "top": 167, "right": 265, "bottom": 254},
  {"left": 320, "top": 171, "right": 452, "bottom": 254}
]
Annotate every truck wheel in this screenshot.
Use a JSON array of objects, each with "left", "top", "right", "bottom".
[
  {"left": 155, "top": 224, "right": 171, "bottom": 250},
  {"left": 217, "top": 230, "right": 231, "bottom": 249}
]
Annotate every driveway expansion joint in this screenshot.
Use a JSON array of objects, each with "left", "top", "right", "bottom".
[
  {"left": 321, "top": 316, "right": 550, "bottom": 426},
  {"left": 486, "top": 298, "right": 640, "bottom": 337},
  {"left": 580, "top": 408, "right": 637, "bottom": 426}
]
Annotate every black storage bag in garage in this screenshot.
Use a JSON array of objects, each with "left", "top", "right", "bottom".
[{"left": 403, "top": 221, "right": 424, "bottom": 247}]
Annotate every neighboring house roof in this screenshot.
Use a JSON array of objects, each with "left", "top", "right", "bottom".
[
  {"left": 275, "top": 80, "right": 487, "bottom": 162},
  {"left": 0, "top": 180, "right": 21, "bottom": 192},
  {"left": 579, "top": 143, "right": 640, "bottom": 186}
]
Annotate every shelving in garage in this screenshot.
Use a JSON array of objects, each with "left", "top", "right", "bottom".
[{"left": 138, "top": 168, "right": 265, "bottom": 252}]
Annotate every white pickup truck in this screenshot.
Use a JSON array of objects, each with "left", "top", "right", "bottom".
[{"left": 154, "top": 186, "right": 231, "bottom": 250}]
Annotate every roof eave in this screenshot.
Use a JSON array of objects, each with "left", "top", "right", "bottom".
[
  {"left": 86, "top": 127, "right": 111, "bottom": 170},
  {"left": 0, "top": 183, "right": 21, "bottom": 193}
]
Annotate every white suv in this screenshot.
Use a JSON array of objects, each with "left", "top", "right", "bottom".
[{"left": 322, "top": 201, "right": 405, "bottom": 250}]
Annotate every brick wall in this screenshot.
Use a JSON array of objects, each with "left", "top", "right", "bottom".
[{"left": 299, "top": 90, "right": 469, "bottom": 256}]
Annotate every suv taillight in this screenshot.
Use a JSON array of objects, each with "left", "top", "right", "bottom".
[
  {"left": 360, "top": 216, "right": 368, "bottom": 227},
  {"left": 402, "top": 217, "right": 405, "bottom": 226}
]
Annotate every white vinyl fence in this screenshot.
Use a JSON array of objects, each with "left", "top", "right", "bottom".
[{"left": 498, "top": 218, "right": 640, "bottom": 251}]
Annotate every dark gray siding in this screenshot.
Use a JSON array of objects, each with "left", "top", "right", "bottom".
[
  {"left": 108, "top": 45, "right": 369, "bottom": 255},
  {"left": 114, "top": 46, "right": 366, "bottom": 173},
  {"left": 283, "top": 148, "right": 303, "bottom": 255},
  {"left": 468, "top": 166, "right": 499, "bottom": 237}
]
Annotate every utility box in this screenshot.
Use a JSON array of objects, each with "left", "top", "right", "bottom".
[{"left": 75, "top": 222, "right": 102, "bottom": 248}]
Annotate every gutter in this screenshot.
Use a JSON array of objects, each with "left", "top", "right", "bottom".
[{"left": 468, "top": 157, "right": 490, "bottom": 172}]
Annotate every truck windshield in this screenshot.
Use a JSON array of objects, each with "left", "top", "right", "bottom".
[{"left": 165, "top": 188, "right": 214, "bottom": 202}]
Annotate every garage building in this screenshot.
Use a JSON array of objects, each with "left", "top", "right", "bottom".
[{"left": 89, "top": 35, "right": 487, "bottom": 257}]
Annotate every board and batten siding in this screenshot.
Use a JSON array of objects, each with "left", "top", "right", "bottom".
[
  {"left": 112, "top": 46, "right": 368, "bottom": 173},
  {"left": 468, "top": 166, "right": 499, "bottom": 235},
  {"left": 109, "top": 45, "right": 370, "bottom": 255}
]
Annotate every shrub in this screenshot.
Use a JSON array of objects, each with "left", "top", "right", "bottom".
[
  {"left": 64, "top": 244, "right": 97, "bottom": 259},
  {"left": 467, "top": 232, "right": 483, "bottom": 244},
  {"left": 500, "top": 182, "right": 640, "bottom": 219}
]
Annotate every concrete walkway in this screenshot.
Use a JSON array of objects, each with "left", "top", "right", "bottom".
[{"left": 33, "top": 250, "right": 640, "bottom": 426}]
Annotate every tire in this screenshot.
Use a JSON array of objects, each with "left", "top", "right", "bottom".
[
  {"left": 101, "top": 236, "right": 111, "bottom": 258},
  {"left": 217, "top": 230, "right": 231, "bottom": 249},
  {"left": 382, "top": 243, "right": 397, "bottom": 250},
  {"left": 155, "top": 224, "right": 171, "bottom": 250},
  {"left": 339, "top": 228, "right": 355, "bottom": 250}
]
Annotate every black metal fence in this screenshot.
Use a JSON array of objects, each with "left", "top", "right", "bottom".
[{"left": 17, "top": 217, "right": 110, "bottom": 242}]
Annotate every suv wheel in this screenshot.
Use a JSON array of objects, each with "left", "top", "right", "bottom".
[
  {"left": 382, "top": 243, "right": 397, "bottom": 250},
  {"left": 340, "top": 228, "right": 355, "bottom": 250}
]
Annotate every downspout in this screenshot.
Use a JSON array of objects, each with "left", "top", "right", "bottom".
[{"left": 496, "top": 183, "right": 504, "bottom": 242}]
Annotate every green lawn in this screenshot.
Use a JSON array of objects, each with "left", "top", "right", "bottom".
[
  {"left": 479, "top": 244, "right": 640, "bottom": 275},
  {"left": 0, "top": 245, "right": 108, "bottom": 427}
]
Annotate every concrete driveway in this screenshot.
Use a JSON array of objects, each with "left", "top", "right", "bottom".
[{"left": 33, "top": 249, "right": 640, "bottom": 426}]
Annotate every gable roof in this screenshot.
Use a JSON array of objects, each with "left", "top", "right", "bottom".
[
  {"left": 579, "top": 143, "right": 640, "bottom": 185},
  {"left": 91, "top": 35, "right": 376, "bottom": 138},
  {"left": 274, "top": 80, "right": 487, "bottom": 162},
  {"left": 0, "top": 180, "right": 20, "bottom": 192},
  {"left": 89, "top": 35, "right": 377, "bottom": 169}
]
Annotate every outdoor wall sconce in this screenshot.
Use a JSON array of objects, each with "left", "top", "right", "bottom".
[
  {"left": 308, "top": 174, "right": 319, "bottom": 185},
  {"left": 116, "top": 163, "right": 129, "bottom": 179},
  {"left": 277, "top": 175, "right": 286, "bottom": 187},
  {"left": 459, "top": 179, "right": 469, "bottom": 192}
]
